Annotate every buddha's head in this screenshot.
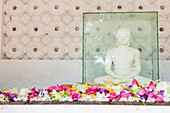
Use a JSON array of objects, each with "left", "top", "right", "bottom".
[{"left": 115, "top": 27, "right": 131, "bottom": 47}]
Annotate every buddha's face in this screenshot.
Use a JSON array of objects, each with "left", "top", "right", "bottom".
[{"left": 116, "top": 29, "right": 131, "bottom": 46}]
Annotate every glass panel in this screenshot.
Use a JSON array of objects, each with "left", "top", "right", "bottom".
[{"left": 83, "top": 12, "right": 158, "bottom": 83}]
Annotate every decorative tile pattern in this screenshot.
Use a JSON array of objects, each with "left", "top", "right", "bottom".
[{"left": 2, "top": 0, "right": 170, "bottom": 60}]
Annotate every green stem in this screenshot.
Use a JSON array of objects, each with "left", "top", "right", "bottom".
[{"left": 121, "top": 85, "right": 145, "bottom": 105}]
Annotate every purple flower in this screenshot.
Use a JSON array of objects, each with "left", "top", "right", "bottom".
[
  {"left": 9, "top": 93, "right": 15, "bottom": 100},
  {"left": 98, "top": 88, "right": 105, "bottom": 93},
  {"left": 159, "top": 90, "right": 164, "bottom": 95},
  {"left": 0, "top": 90, "right": 2, "bottom": 94},
  {"left": 38, "top": 89, "right": 43, "bottom": 93},
  {"left": 140, "top": 95, "right": 146, "bottom": 100}
]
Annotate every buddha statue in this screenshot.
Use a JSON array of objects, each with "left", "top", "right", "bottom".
[{"left": 94, "top": 27, "right": 152, "bottom": 85}]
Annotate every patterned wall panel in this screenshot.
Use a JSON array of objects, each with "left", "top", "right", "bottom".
[{"left": 2, "top": 0, "right": 170, "bottom": 60}]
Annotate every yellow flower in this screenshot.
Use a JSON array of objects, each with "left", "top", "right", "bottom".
[
  {"left": 90, "top": 94, "right": 96, "bottom": 99},
  {"left": 81, "top": 94, "right": 87, "bottom": 97},
  {"left": 108, "top": 88, "right": 116, "bottom": 94},
  {"left": 71, "top": 86, "right": 77, "bottom": 91},
  {"left": 83, "top": 83, "right": 88, "bottom": 88}
]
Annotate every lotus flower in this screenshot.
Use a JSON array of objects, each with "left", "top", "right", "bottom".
[
  {"left": 137, "top": 88, "right": 148, "bottom": 96},
  {"left": 131, "top": 79, "right": 139, "bottom": 87},
  {"left": 148, "top": 81, "right": 156, "bottom": 91},
  {"left": 147, "top": 92, "right": 155, "bottom": 98},
  {"left": 155, "top": 93, "right": 164, "bottom": 102}
]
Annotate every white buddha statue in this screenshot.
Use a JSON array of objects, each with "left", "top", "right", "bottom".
[{"left": 94, "top": 27, "right": 152, "bottom": 85}]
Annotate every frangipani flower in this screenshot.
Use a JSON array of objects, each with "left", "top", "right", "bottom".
[
  {"left": 76, "top": 85, "right": 88, "bottom": 94},
  {"left": 94, "top": 92, "right": 109, "bottom": 101}
]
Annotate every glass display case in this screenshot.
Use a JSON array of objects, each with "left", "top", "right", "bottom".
[{"left": 83, "top": 12, "right": 158, "bottom": 83}]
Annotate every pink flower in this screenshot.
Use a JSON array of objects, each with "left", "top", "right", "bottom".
[
  {"left": 148, "top": 81, "right": 156, "bottom": 91},
  {"left": 28, "top": 92, "right": 38, "bottom": 100},
  {"left": 69, "top": 92, "right": 81, "bottom": 101},
  {"left": 28, "top": 87, "right": 39, "bottom": 100},
  {"left": 120, "top": 91, "right": 130, "bottom": 98},
  {"left": 48, "top": 85, "right": 70, "bottom": 92},
  {"left": 3, "top": 92, "right": 9, "bottom": 97},
  {"left": 48, "top": 86, "right": 56, "bottom": 92},
  {"left": 31, "top": 87, "right": 36, "bottom": 92},
  {"left": 131, "top": 79, "right": 139, "bottom": 87},
  {"left": 107, "top": 93, "right": 120, "bottom": 101},
  {"left": 65, "top": 87, "right": 71, "bottom": 92},
  {"left": 86, "top": 85, "right": 99, "bottom": 95},
  {"left": 137, "top": 88, "right": 148, "bottom": 96},
  {"left": 55, "top": 85, "right": 63, "bottom": 91},
  {"left": 104, "top": 90, "right": 110, "bottom": 95},
  {"left": 107, "top": 93, "right": 117, "bottom": 101},
  {"left": 147, "top": 92, "right": 155, "bottom": 98},
  {"left": 155, "top": 93, "right": 164, "bottom": 102}
]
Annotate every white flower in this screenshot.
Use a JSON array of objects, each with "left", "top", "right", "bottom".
[
  {"left": 59, "top": 97, "right": 73, "bottom": 102},
  {"left": 30, "top": 97, "right": 38, "bottom": 102},
  {"left": 14, "top": 98, "right": 21, "bottom": 102},
  {"left": 119, "top": 98, "right": 128, "bottom": 102},
  {"left": 94, "top": 92, "right": 109, "bottom": 101},
  {"left": 78, "top": 95, "right": 94, "bottom": 101},
  {"left": 76, "top": 86, "right": 87, "bottom": 93},
  {"left": 146, "top": 98, "right": 155, "bottom": 102},
  {"left": 7, "top": 88, "right": 18, "bottom": 94},
  {"left": 156, "top": 81, "right": 170, "bottom": 98},
  {"left": 163, "top": 97, "right": 170, "bottom": 102},
  {"left": 19, "top": 88, "right": 30, "bottom": 97},
  {"left": 111, "top": 85, "right": 123, "bottom": 95},
  {"left": 0, "top": 94, "right": 6, "bottom": 102},
  {"left": 127, "top": 96, "right": 135, "bottom": 102}
]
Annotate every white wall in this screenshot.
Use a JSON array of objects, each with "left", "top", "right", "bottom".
[{"left": 0, "top": 60, "right": 82, "bottom": 89}]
